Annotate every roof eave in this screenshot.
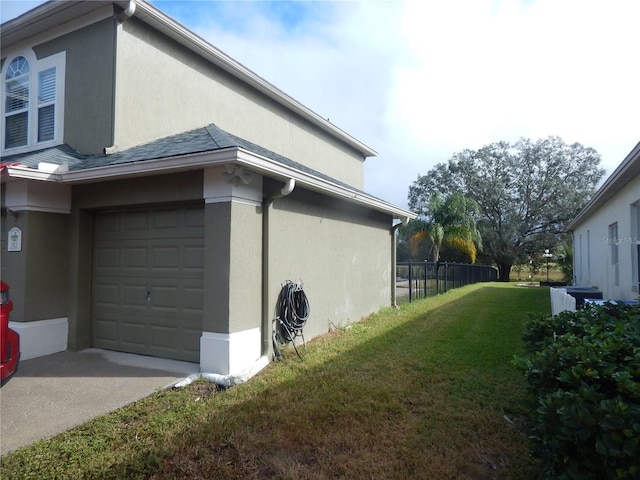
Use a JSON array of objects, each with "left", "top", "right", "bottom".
[
  {"left": 6, "top": 149, "right": 415, "bottom": 221},
  {"left": 567, "top": 141, "right": 640, "bottom": 231}
]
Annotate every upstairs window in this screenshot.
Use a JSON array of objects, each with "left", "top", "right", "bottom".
[
  {"left": 4, "top": 56, "right": 30, "bottom": 149},
  {"left": 2, "top": 50, "right": 65, "bottom": 154}
]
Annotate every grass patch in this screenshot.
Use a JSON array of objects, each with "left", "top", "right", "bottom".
[{"left": 0, "top": 283, "right": 549, "bottom": 479}]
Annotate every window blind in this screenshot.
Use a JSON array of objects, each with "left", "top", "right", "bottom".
[
  {"left": 37, "top": 67, "right": 56, "bottom": 142},
  {"left": 5, "top": 112, "right": 28, "bottom": 148}
]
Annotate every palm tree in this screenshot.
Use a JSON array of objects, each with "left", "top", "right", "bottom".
[{"left": 409, "top": 192, "right": 482, "bottom": 263}]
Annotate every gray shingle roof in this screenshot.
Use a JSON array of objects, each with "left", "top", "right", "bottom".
[{"left": 2, "top": 123, "right": 361, "bottom": 192}]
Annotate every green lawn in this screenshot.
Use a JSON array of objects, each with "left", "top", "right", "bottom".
[{"left": 0, "top": 283, "right": 550, "bottom": 479}]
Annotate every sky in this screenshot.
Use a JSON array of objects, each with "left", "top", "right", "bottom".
[{"left": 2, "top": 0, "right": 638, "bottom": 209}]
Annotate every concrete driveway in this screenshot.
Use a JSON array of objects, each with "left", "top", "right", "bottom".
[{"left": 0, "top": 348, "right": 198, "bottom": 455}]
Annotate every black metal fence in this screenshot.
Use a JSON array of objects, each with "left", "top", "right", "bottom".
[{"left": 396, "top": 262, "right": 498, "bottom": 303}]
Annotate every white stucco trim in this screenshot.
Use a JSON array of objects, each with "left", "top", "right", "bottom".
[
  {"left": 4, "top": 179, "right": 71, "bottom": 214},
  {"left": 9, "top": 317, "right": 68, "bottom": 360},
  {"left": 203, "top": 165, "right": 263, "bottom": 207},
  {"left": 200, "top": 328, "right": 262, "bottom": 376}
]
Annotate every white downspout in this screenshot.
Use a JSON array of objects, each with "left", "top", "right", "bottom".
[
  {"left": 104, "top": 1, "right": 137, "bottom": 155},
  {"left": 391, "top": 218, "right": 407, "bottom": 308},
  {"left": 262, "top": 179, "right": 296, "bottom": 356}
]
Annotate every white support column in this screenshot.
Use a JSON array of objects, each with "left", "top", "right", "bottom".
[{"left": 201, "top": 166, "right": 264, "bottom": 375}]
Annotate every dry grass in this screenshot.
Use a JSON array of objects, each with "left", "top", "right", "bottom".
[{"left": 1, "top": 283, "right": 549, "bottom": 479}]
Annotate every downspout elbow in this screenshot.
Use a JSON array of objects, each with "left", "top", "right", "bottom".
[
  {"left": 274, "top": 178, "right": 296, "bottom": 200},
  {"left": 118, "top": 1, "right": 136, "bottom": 23}
]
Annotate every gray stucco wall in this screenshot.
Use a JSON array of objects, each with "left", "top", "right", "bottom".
[
  {"left": 34, "top": 18, "right": 116, "bottom": 154},
  {"left": 266, "top": 186, "right": 393, "bottom": 341},
  {"left": 0, "top": 210, "right": 69, "bottom": 324},
  {"left": 203, "top": 201, "right": 262, "bottom": 335},
  {"left": 114, "top": 18, "right": 365, "bottom": 189}
]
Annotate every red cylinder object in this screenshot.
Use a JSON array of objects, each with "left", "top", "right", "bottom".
[{"left": 1, "top": 281, "right": 20, "bottom": 383}]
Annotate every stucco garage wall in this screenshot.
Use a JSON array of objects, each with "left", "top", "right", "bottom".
[
  {"left": 267, "top": 188, "right": 392, "bottom": 341},
  {"left": 0, "top": 210, "right": 69, "bottom": 323}
]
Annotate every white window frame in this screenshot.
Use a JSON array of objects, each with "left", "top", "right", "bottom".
[{"left": 1, "top": 49, "right": 65, "bottom": 155}]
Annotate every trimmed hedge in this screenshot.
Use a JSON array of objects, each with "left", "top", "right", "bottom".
[{"left": 516, "top": 303, "right": 640, "bottom": 479}]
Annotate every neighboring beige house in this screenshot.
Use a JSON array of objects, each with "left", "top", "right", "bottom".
[
  {"left": 567, "top": 141, "right": 640, "bottom": 302},
  {"left": 0, "top": 0, "right": 415, "bottom": 375}
]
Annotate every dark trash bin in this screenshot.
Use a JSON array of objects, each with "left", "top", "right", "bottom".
[{"left": 565, "top": 286, "right": 603, "bottom": 309}]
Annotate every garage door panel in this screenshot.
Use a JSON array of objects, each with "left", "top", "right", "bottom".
[
  {"left": 151, "top": 325, "right": 178, "bottom": 348},
  {"left": 152, "top": 286, "right": 179, "bottom": 311},
  {"left": 183, "top": 287, "right": 203, "bottom": 313},
  {"left": 184, "top": 245, "right": 205, "bottom": 271},
  {"left": 95, "top": 247, "right": 120, "bottom": 271},
  {"left": 96, "top": 212, "right": 121, "bottom": 234},
  {"left": 94, "top": 317, "right": 118, "bottom": 346},
  {"left": 94, "top": 283, "right": 119, "bottom": 308},
  {"left": 123, "top": 247, "right": 148, "bottom": 271},
  {"left": 124, "top": 210, "right": 149, "bottom": 232},
  {"left": 122, "top": 284, "right": 149, "bottom": 309},
  {"left": 152, "top": 246, "right": 180, "bottom": 272},
  {"left": 121, "top": 321, "right": 147, "bottom": 346},
  {"left": 93, "top": 206, "right": 203, "bottom": 363}
]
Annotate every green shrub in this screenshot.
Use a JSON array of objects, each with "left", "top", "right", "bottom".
[{"left": 516, "top": 304, "right": 640, "bottom": 479}]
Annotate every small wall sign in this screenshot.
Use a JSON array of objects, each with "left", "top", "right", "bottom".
[{"left": 8, "top": 227, "right": 22, "bottom": 252}]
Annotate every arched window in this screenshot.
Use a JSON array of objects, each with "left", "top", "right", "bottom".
[
  {"left": 2, "top": 50, "right": 64, "bottom": 153},
  {"left": 4, "top": 56, "right": 30, "bottom": 149}
]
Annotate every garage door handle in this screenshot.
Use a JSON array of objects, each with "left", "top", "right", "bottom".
[{"left": 146, "top": 290, "right": 151, "bottom": 303}]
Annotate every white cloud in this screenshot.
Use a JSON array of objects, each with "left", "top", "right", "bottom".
[
  {"left": 385, "top": 0, "right": 640, "bottom": 206},
  {"left": 3, "top": 0, "right": 638, "bottom": 209}
]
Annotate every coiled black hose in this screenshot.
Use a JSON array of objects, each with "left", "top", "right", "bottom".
[{"left": 273, "top": 279, "right": 310, "bottom": 360}]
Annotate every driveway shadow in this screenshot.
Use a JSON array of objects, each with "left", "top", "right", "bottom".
[{"left": 0, "top": 348, "right": 198, "bottom": 455}]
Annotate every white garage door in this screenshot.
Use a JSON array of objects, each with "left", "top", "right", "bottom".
[{"left": 92, "top": 206, "right": 204, "bottom": 362}]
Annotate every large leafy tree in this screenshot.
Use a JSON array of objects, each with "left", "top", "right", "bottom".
[
  {"left": 405, "top": 191, "right": 482, "bottom": 263},
  {"left": 408, "top": 137, "right": 605, "bottom": 281}
]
